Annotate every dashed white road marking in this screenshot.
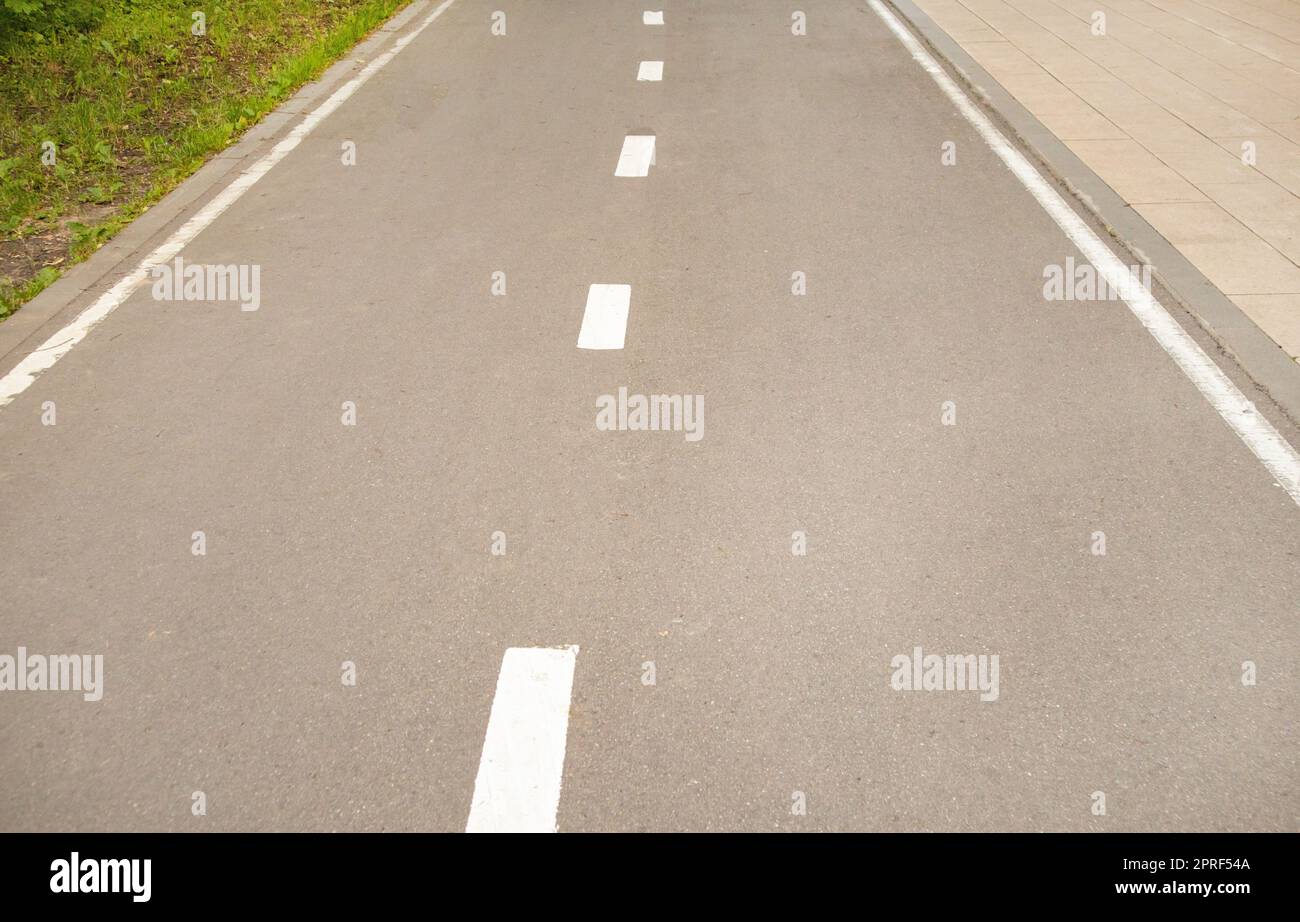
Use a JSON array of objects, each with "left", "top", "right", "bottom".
[
  {"left": 637, "top": 60, "right": 664, "bottom": 81},
  {"left": 643, "top": 11, "right": 664, "bottom": 25},
  {"left": 615, "top": 134, "right": 656, "bottom": 177},
  {"left": 466, "top": 646, "right": 579, "bottom": 833},
  {"left": 866, "top": 0, "right": 1300, "bottom": 507},
  {"left": 577, "top": 284, "right": 631, "bottom": 350},
  {"left": 0, "top": 0, "right": 459, "bottom": 410}
]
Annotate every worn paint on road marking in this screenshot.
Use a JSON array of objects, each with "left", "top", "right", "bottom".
[
  {"left": 867, "top": 0, "right": 1300, "bottom": 507},
  {"left": 637, "top": 61, "right": 664, "bottom": 81},
  {"left": 615, "top": 135, "right": 656, "bottom": 177},
  {"left": 643, "top": 11, "right": 664, "bottom": 25},
  {"left": 578, "top": 284, "right": 631, "bottom": 350},
  {"left": 466, "top": 646, "right": 579, "bottom": 833},
  {"left": 0, "top": 0, "right": 459, "bottom": 410}
]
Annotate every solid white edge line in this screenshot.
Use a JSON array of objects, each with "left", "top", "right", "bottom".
[
  {"left": 866, "top": 0, "right": 1300, "bottom": 507},
  {"left": 0, "top": 0, "right": 459, "bottom": 410},
  {"left": 466, "top": 645, "right": 579, "bottom": 833}
]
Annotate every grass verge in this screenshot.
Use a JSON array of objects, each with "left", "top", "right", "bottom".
[{"left": 0, "top": 0, "right": 411, "bottom": 320}]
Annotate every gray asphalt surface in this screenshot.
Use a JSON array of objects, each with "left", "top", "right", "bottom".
[{"left": 0, "top": 0, "right": 1296, "bottom": 832}]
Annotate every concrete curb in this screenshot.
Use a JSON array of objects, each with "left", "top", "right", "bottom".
[
  {"left": 0, "top": 0, "right": 433, "bottom": 371},
  {"left": 883, "top": 0, "right": 1300, "bottom": 426}
]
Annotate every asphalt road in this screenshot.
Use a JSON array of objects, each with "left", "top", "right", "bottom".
[{"left": 0, "top": 0, "right": 1296, "bottom": 832}]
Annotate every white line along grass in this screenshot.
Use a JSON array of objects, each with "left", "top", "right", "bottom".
[
  {"left": 637, "top": 61, "right": 664, "bottom": 81},
  {"left": 0, "top": 0, "right": 459, "bottom": 410},
  {"left": 466, "top": 646, "right": 579, "bottom": 833},
  {"left": 643, "top": 11, "right": 664, "bottom": 25},
  {"left": 615, "top": 135, "right": 656, "bottom": 177},
  {"left": 578, "top": 284, "right": 631, "bottom": 350},
  {"left": 867, "top": 0, "right": 1300, "bottom": 507}
]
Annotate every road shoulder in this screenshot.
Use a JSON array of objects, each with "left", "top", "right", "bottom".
[
  {"left": 0, "top": 0, "right": 436, "bottom": 374},
  {"left": 885, "top": 0, "right": 1300, "bottom": 426}
]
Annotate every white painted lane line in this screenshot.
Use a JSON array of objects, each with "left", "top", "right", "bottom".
[
  {"left": 615, "top": 135, "right": 656, "bottom": 177},
  {"left": 466, "top": 646, "right": 579, "bottom": 833},
  {"left": 637, "top": 60, "right": 664, "bottom": 81},
  {"left": 577, "top": 284, "right": 631, "bottom": 350},
  {"left": 643, "top": 11, "right": 664, "bottom": 25},
  {"left": 867, "top": 0, "right": 1300, "bottom": 507},
  {"left": 0, "top": 0, "right": 459, "bottom": 411}
]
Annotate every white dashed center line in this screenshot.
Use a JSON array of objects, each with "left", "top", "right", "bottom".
[
  {"left": 615, "top": 134, "right": 656, "bottom": 177},
  {"left": 466, "top": 646, "right": 579, "bottom": 834},
  {"left": 643, "top": 11, "right": 664, "bottom": 25},
  {"left": 637, "top": 61, "right": 664, "bottom": 81},
  {"left": 577, "top": 284, "right": 632, "bottom": 350}
]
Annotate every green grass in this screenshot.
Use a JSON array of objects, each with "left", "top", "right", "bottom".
[{"left": 0, "top": 0, "right": 411, "bottom": 319}]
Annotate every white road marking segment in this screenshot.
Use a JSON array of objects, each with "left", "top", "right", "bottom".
[
  {"left": 637, "top": 60, "right": 664, "bottom": 81},
  {"left": 577, "top": 284, "right": 631, "bottom": 350},
  {"left": 466, "top": 646, "right": 579, "bottom": 833},
  {"left": 0, "top": 0, "right": 459, "bottom": 410},
  {"left": 867, "top": 0, "right": 1300, "bottom": 507},
  {"left": 615, "top": 135, "right": 656, "bottom": 177},
  {"left": 643, "top": 11, "right": 664, "bottom": 25}
]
